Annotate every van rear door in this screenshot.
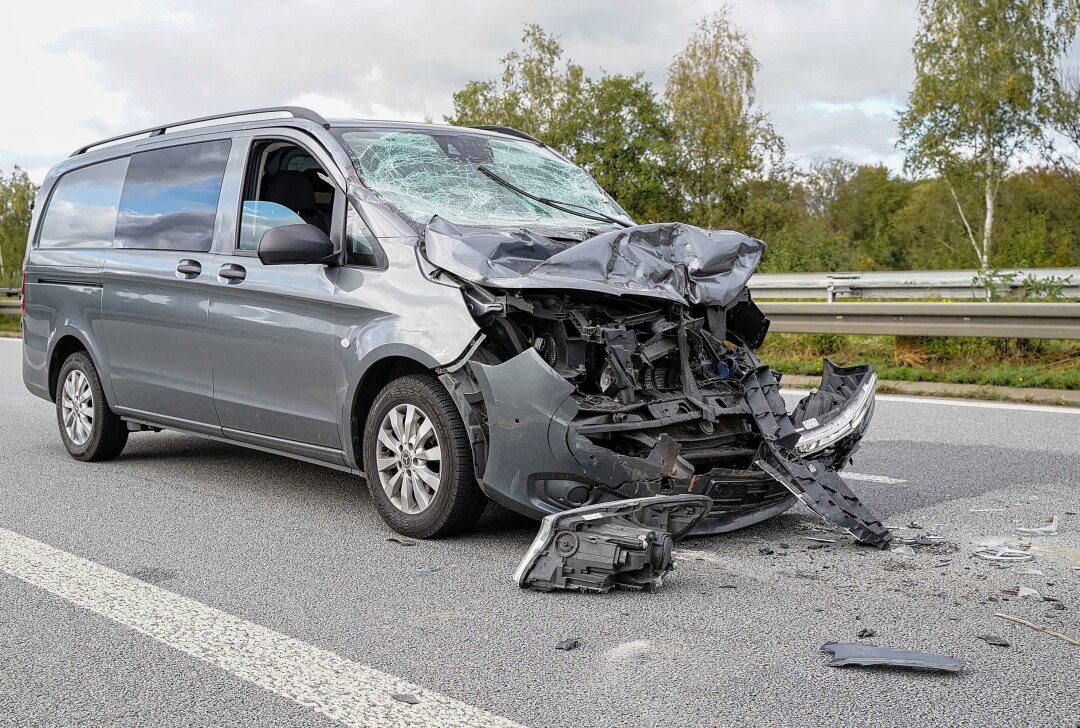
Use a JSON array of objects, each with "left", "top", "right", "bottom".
[{"left": 100, "top": 139, "right": 231, "bottom": 432}]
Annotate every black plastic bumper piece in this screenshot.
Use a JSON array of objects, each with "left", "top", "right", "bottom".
[{"left": 741, "top": 366, "right": 893, "bottom": 548}]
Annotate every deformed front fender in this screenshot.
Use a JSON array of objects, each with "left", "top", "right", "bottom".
[{"left": 465, "top": 348, "right": 691, "bottom": 519}]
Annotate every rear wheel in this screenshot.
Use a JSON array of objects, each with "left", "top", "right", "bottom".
[
  {"left": 362, "top": 374, "right": 486, "bottom": 538},
  {"left": 55, "top": 352, "right": 128, "bottom": 462}
]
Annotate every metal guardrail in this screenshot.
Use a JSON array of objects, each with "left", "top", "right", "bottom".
[
  {"left": 759, "top": 302, "right": 1080, "bottom": 339},
  {"left": 3, "top": 285, "right": 1077, "bottom": 338},
  {"left": 749, "top": 268, "right": 1080, "bottom": 301},
  {"left": 0, "top": 291, "right": 18, "bottom": 316}
]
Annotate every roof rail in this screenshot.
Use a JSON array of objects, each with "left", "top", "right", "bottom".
[
  {"left": 469, "top": 125, "right": 544, "bottom": 145},
  {"left": 70, "top": 106, "right": 332, "bottom": 157}
]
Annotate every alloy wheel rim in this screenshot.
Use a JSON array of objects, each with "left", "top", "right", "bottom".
[
  {"left": 61, "top": 370, "right": 93, "bottom": 446},
  {"left": 375, "top": 403, "right": 442, "bottom": 514}
]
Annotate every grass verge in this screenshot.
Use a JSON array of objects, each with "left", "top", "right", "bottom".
[{"left": 760, "top": 333, "right": 1080, "bottom": 391}]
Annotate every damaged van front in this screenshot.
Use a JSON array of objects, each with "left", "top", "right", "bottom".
[{"left": 336, "top": 125, "right": 890, "bottom": 548}]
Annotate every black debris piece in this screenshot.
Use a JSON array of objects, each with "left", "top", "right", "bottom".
[
  {"left": 744, "top": 368, "right": 891, "bottom": 548},
  {"left": 857, "top": 628, "right": 877, "bottom": 639},
  {"left": 759, "top": 547, "right": 775, "bottom": 555},
  {"left": 976, "top": 634, "right": 1010, "bottom": 647},
  {"left": 387, "top": 536, "right": 417, "bottom": 546},
  {"left": 391, "top": 693, "right": 420, "bottom": 705},
  {"left": 555, "top": 638, "right": 581, "bottom": 651},
  {"left": 820, "top": 643, "right": 965, "bottom": 672},
  {"left": 515, "top": 495, "right": 712, "bottom": 593}
]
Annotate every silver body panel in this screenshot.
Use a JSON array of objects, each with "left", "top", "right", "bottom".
[{"left": 22, "top": 119, "right": 478, "bottom": 470}]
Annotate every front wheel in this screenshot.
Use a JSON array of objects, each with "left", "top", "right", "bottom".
[
  {"left": 362, "top": 374, "right": 486, "bottom": 538},
  {"left": 55, "top": 352, "right": 128, "bottom": 462}
]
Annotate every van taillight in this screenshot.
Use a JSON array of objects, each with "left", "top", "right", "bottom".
[{"left": 20, "top": 264, "right": 26, "bottom": 317}]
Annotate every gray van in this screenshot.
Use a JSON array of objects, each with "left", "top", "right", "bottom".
[{"left": 22, "top": 107, "right": 890, "bottom": 546}]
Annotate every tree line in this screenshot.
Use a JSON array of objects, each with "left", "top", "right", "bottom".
[
  {"left": 2, "top": 0, "right": 1080, "bottom": 288},
  {"left": 447, "top": 1, "right": 1080, "bottom": 276}
]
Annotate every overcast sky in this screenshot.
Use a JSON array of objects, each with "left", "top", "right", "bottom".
[{"left": 3, "top": 0, "right": 1078, "bottom": 183}]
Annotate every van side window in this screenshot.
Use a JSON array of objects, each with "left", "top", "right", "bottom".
[
  {"left": 238, "top": 140, "right": 334, "bottom": 251},
  {"left": 37, "top": 157, "right": 129, "bottom": 249},
  {"left": 115, "top": 140, "right": 231, "bottom": 251}
]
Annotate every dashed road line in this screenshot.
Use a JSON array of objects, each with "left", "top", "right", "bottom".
[
  {"left": 843, "top": 472, "right": 907, "bottom": 484},
  {"left": 0, "top": 527, "right": 526, "bottom": 728}
]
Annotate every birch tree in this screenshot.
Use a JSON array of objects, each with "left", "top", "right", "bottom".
[{"left": 898, "top": 0, "right": 1080, "bottom": 280}]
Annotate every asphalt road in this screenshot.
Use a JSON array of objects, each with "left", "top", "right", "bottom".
[{"left": 0, "top": 337, "right": 1077, "bottom": 728}]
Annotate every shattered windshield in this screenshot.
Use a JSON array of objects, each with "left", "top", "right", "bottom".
[{"left": 338, "top": 128, "right": 629, "bottom": 234}]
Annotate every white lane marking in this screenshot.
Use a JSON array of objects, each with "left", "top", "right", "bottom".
[
  {"left": 782, "top": 388, "right": 1080, "bottom": 415},
  {"left": 842, "top": 472, "right": 907, "bottom": 484},
  {"left": 875, "top": 393, "right": 1080, "bottom": 414},
  {"left": 0, "top": 528, "right": 526, "bottom": 728}
]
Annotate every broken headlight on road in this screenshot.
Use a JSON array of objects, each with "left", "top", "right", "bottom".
[{"left": 514, "top": 495, "right": 711, "bottom": 593}]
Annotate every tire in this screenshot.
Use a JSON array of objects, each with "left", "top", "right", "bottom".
[
  {"left": 362, "top": 374, "right": 486, "bottom": 538},
  {"left": 55, "top": 352, "right": 128, "bottom": 462}
]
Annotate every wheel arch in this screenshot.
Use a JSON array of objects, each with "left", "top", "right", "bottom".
[
  {"left": 47, "top": 332, "right": 100, "bottom": 403},
  {"left": 345, "top": 347, "right": 442, "bottom": 469}
]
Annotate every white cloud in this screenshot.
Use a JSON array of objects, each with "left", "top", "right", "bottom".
[{"left": 3, "top": 0, "right": 1077, "bottom": 184}]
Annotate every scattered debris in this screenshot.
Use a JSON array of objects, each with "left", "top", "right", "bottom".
[
  {"left": 1001, "top": 586, "right": 1042, "bottom": 599},
  {"left": 387, "top": 536, "right": 417, "bottom": 546},
  {"left": 970, "top": 508, "right": 1006, "bottom": 513},
  {"left": 758, "top": 547, "right": 775, "bottom": 555},
  {"left": 820, "top": 643, "right": 964, "bottom": 672},
  {"left": 934, "top": 559, "right": 953, "bottom": 568},
  {"left": 779, "top": 543, "right": 791, "bottom": 549},
  {"left": 805, "top": 536, "right": 837, "bottom": 543},
  {"left": 972, "top": 546, "right": 1033, "bottom": 563},
  {"left": 807, "top": 543, "right": 829, "bottom": 550},
  {"left": 515, "top": 495, "right": 711, "bottom": 593},
  {"left": 857, "top": 628, "right": 877, "bottom": 639},
  {"left": 1015, "top": 568, "right": 1046, "bottom": 576},
  {"left": 891, "top": 545, "right": 915, "bottom": 558},
  {"left": 391, "top": 693, "right": 420, "bottom": 705},
  {"left": 1016, "top": 516, "right": 1058, "bottom": 537},
  {"left": 995, "top": 613, "right": 1080, "bottom": 646},
  {"left": 415, "top": 566, "right": 452, "bottom": 576},
  {"left": 976, "top": 634, "right": 1009, "bottom": 647},
  {"left": 555, "top": 638, "right": 581, "bottom": 651},
  {"left": 908, "top": 521, "right": 924, "bottom": 530},
  {"left": 896, "top": 535, "right": 948, "bottom": 547}
]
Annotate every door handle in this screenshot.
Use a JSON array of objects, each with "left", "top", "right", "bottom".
[
  {"left": 176, "top": 259, "right": 202, "bottom": 278},
  {"left": 218, "top": 264, "right": 247, "bottom": 283}
]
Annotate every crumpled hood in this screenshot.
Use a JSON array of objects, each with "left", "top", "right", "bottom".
[{"left": 422, "top": 216, "right": 766, "bottom": 307}]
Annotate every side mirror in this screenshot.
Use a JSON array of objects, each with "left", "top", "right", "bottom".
[{"left": 257, "top": 224, "right": 336, "bottom": 265}]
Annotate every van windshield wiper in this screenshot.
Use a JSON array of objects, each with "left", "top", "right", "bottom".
[{"left": 477, "top": 166, "right": 632, "bottom": 229}]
